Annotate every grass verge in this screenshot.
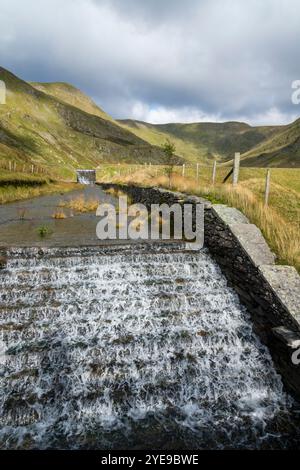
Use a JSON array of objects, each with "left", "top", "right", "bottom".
[{"left": 0, "top": 170, "right": 80, "bottom": 204}]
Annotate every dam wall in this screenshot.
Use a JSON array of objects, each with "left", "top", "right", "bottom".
[{"left": 76, "top": 170, "right": 96, "bottom": 184}]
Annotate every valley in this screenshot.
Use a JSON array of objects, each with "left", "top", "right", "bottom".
[{"left": 0, "top": 66, "right": 299, "bottom": 177}]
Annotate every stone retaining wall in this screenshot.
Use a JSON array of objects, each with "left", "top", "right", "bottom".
[{"left": 100, "top": 183, "right": 300, "bottom": 401}]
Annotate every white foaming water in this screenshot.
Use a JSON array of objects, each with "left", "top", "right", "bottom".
[
  {"left": 76, "top": 170, "right": 96, "bottom": 185},
  {"left": 0, "top": 246, "right": 299, "bottom": 449}
]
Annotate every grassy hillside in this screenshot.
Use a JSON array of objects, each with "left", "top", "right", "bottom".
[
  {"left": 118, "top": 119, "right": 281, "bottom": 164},
  {"left": 31, "top": 82, "right": 113, "bottom": 122},
  {"left": 118, "top": 120, "right": 207, "bottom": 163},
  {"left": 240, "top": 118, "right": 300, "bottom": 167},
  {"left": 1, "top": 66, "right": 299, "bottom": 176},
  {"left": 0, "top": 67, "right": 180, "bottom": 180}
]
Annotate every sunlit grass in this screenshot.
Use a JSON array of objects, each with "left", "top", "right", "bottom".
[
  {"left": 52, "top": 209, "right": 67, "bottom": 219},
  {"left": 59, "top": 195, "right": 100, "bottom": 213},
  {"left": 0, "top": 178, "right": 79, "bottom": 205},
  {"left": 99, "top": 166, "right": 300, "bottom": 272}
]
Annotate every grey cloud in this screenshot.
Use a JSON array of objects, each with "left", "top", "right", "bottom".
[
  {"left": 0, "top": 0, "right": 299, "bottom": 124},
  {"left": 99, "top": 0, "right": 198, "bottom": 23}
]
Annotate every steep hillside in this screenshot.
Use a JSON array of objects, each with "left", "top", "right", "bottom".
[
  {"left": 1, "top": 67, "right": 299, "bottom": 172},
  {"left": 31, "top": 82, "right": 113, "bottom": 121},
  {"left": 240, "top": 118, "right": 300, "bottom": 167},
  {"left": 118, "top": 119, "right": 280, "bottom": 164},
  {"left": 0, "top": 67, "right": 177, "bottom": 179},
  {"left": 118, "top": 120, "right": 206, "bottom": 163}
]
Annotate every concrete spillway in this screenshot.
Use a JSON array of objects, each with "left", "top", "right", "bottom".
[
  {"left": 76, "top": 170, "right": 96, "bottom": 185},
  {"left": 0, "top": 244, "right": 299, "bottom": 449}
]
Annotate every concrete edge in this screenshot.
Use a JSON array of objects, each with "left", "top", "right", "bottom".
[
  {"left": 210, "top": 203, "right": 299, "bottom": 329},
  {"left": 259, "top": 265, "right": 300, "bottom": 324},
  {"left": 212, "top": 205, "right": 275, "bottom": 267}
]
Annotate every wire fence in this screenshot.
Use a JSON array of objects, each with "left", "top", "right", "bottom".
[
  {"left": 97, "top": 162, "right": 255, "bottom": 184},
  {"left": 0, "top": 158, "right": 51, "bottom": 176},
  {"left": 95, "top": 160, "right": 295, "bottom": 208},
  {"left": 96, "top": 161, "right": 238, "bottom": 186}
]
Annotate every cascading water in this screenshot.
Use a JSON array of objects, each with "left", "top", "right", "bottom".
[
  {"left": 0, "top": 245, "right": 299, "bottom": 450},
  {"left": 76, "top": 170, "right": 96, "bottom": 185}
]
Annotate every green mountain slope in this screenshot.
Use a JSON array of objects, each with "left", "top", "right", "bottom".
[
  {"left": 1, "top": 66, "right": 299, "bottom": 172},
  {"left": 118, "top": 119, "right": 281, "bottom": 164},
  {"left": 31, "top": 82, "right": 113, "bottom": 122},
  {"left": 0, "top": 67, "right": 178, "bottom": 179},
  {"left": 240, "top": 118, "right": 300, "bottom": 167}
]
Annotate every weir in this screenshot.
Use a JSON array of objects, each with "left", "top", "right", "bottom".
[
  {"left": 0, "top": 244, "right": 300, "bottom": 449},
  {"left": 0, "top": 186, "right": 300, "bottom": 449},
  {"left": 101, "top": 184, "right": 300, "bottom": 398},
  {"left": 76, "top": 170, "right": 96, "bottom": 185}
]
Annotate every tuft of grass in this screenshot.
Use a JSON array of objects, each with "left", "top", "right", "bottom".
[
  {"left": 84, "top": 198, "right": 100, "bottom": 212},
  {"left": 52, "top": 209, "right": 67, "bottom": 219},
  {"left": 37, "top": 225, "right": 51, "bottom": 238},
  {"left": 59, "top": 195, "right": 100, "bottom": 213},
  {"left": 69, "top": 195, "right": 86, "bottom": 212}
]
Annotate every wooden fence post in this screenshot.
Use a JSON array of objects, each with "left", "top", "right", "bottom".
[
  {"left": 182, "top": 164, "right": 185, "bottom": 177},
  {"left": 232, "top": 152, "right": 240, "bottom": 186},
  {"left": 212, "top": 161, "right": 217, "bottom": 184},
  {"left": 264, "top": 169, "right": 271, "bottom": 206},
  {"left": 196, "top": 163, "right": 199, "bottom": 180}
]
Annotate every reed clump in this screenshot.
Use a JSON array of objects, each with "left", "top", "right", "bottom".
[
  {"left": 52, "top": 209, "right": 67, "bottom": 219},
  {"left": 59, "top": 195, "right": 100, "bottom": 213}
]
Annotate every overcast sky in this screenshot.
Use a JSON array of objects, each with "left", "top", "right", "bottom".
[{"left": 0, "top": 0, "right": 299, "bottom": 125}]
